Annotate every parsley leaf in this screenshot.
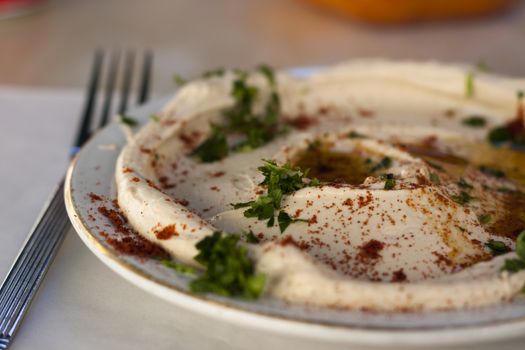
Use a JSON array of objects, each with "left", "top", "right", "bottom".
[
  {"left": 462, "top": 115, "right": 486, "bottom": 127},
  {"left": 370, "top": 156, "right": 392, "bottom": 173},
  {"left": 429, "top": 172, "right": 441, "bottom": 184},
  {"left": 479, "top": 165, "right": 505, "bottom": 178},
  {"left": 244, "top": 231, "right": 260, "bottom": 244},
  {"left": 173, "top": 74, "right": 187, "bottom": 87},
  {"left": 277, "top": 211, "right": 308, "bottom": 233},
  {"left": 233, "top": 160, "right": 315, "bottom": 232},
  {"left": 119, "top": 115, "right": 138, "bottom": 127},
  {"left": 485, "top": 240, "right": 510, "bottom": 256},
  {"left": 190, "top": 126, "right": 229, "bottom": 163},
  {"left": 465, "top": 72, "right": 475, "bottom": 98},
  {"left": 348, "top": 130, "right": 365, "bottom": 139},
  {"left": 160, "top": 259, "right": 197, "bottom": 275},
  {"left": 149, "top": 114, "right": 160, "bottom": 122},
  {"left": 202, "top": 68, "right": 225, "bottom": 78},
  {"left": 501, "top": 230, "right": 525, "bottom": 276},
  {"left": 381, "top": 173, "right": 396, "bottom": 190},
  {"left": 192, "top": 66, "right": 285, "bottom": 162},
  {"left": 452, "top": 191, "right": 477, "bottom": 205},
  {"left": 457, "top": 178, "right": 473, "bottom": 190},
  {"left": 190, "top": 231, "right": 266, "bottom": 299},
  {"left": 478, "top": 214, "right": 492, "bottom": 225}
]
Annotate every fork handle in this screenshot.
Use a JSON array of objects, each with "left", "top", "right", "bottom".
[{"left": 0, "top": 179, "right": 70, "bottom": 349}]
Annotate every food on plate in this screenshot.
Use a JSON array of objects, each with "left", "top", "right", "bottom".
[{"left": 115, "top": 60, "right": 525, "bottom": 311}]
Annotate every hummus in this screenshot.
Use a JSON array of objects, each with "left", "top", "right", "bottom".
[{"left": 115, "top": 60, "right": 525, "bottom": 311}]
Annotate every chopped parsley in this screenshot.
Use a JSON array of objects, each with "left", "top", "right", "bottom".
[
  {"left": 452, "top": 191, "right": 477, "bottom": 205},
  {"left": 233, "top": 160, "right": 315, "bottom": 233},
  {"left": 381, "top": 173, "right": 396, "bottom": 190},
  {"left": 426, "top": 161, "right": 444, "bottom": 171},
  {"left": 190, "top": 126, "right": 228, "bottom": 162},
  {"left": 348, "top": 130, "right": 365, "bottom": 139},
  {"left": 497, "top": 186, "right": 515, "bottom": 193},
  {"left": 370, "top": 156, "right": 392, "bottom": 173},
  {"left": 244, "top": 231, "right": 260, "bottom": 244},
  {"left": 479, "top": 165, "right": 505, "bottom": 178},
  {"left": 190, "top": 231, "right": 266, "bottom": 299},
  {"left": 487, "top": 91, "right": 525, "bottom": 147},
  {"left": 429, "top": 172, "right": 441, "bottom": 184},
  {"left": 485, "top": 240, "right": 510, "bottom": 256},
  {"left": 478, "top": 214, "right": 492, "bottom": 225},
  {"left": 502, "top": 230, "right": 525, "bottom": 274},
  {"left": 149, "top": 114, "right": 160, "bottom": 122},
  {"left": 160, "top": 259, "right": 196, "bottom": 275},
  {"left": 173, "top": 74, "right": 187, "bottom": 87},
  {"left": 462, "top": 115, "right": 486, "bottom": 127},
  {"left": 119, "top": 115, "right": 138, "bottom": 127},
  {"left": 465, "top": 72, "right": 475, "bottom": 98},
  {"left": 457, "top": 178, "right": 473, "bottom": 190},
  {"left": 278, "top": 211, "right": 308, "bottom": 233},
  {"left": 202, "top": 68, "right": 225, "bottom": 78},
  {"left": 192, "top": 66, "right": 285, "bottom": 162}
]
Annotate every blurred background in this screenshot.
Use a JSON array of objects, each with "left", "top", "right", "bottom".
[{"left": 1, "top": 0, "right": 524, "bottom": 95}]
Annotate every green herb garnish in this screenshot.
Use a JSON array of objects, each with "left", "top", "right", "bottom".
[
  {"left": 233, "top": 160, "right": 315, "bottom": 232},
  {"left": 160, "top": 259, "right": 196, "bottom": 275},
  {"left": 278, "top": 211, "right": 308, "bottom": 233},
  {"left": 244, "top": 231, "right": 260, "bottom": 244},
  {"left": 478, "top": 214, "right": 492, "bottom": 225},
  {"left": 429, "top": 172, "right": 441, "bottom": 184},
  {"left": 348, "top": 131, "right": 365, "bottom": 139},
  {"left": 119, "top": 115, "right": 138, "bottom": 127},
  {"left": 191, "top": 126, "right": 228, "bottom": 163},
  {"left": 479, "top": 165, "right": 505, "bottom": 178},
  {"left": 462, "top": 116, "right": 486, "bottom": 127},
  {"left": 457, "top": 178, "right": 473, "bottom": 190},
  {"left": 149, "top": 114, "right": 160, "bottom": 122},
  {"left": 465, "top": 72, "right": 475, "bottom": 98},
  {"left": 193, "top": 66, "right": 284, "bottom": 162},
  {"left": 370, "top": 156, "right": 392, "bottom": 173},
  {"left": 485, "top": 240, "right": 510, "bottom": 256},
  {"left": 502, "top": 230, "right": 525, "bottom": 274},
  {"left": 190, "top": 231, "right": 266, "bottom": 299},
  {"left": 452, "top": 191, "right": 477, "bottom": 205},
  {"left": 381, "top": 173, "right": 396, "bottom": 190},
  {"left": 173, "top": 74, "right": 187, "bottom": 87},
  {"left": 202, "top": 68, "right": 225, "bottom": 78}
]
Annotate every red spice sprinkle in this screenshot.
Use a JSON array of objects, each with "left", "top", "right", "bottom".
[
  {"left": 97, "top": 205, "right": 169, "bottom": 259},
  {"left": 391, "top": 269, "right": 407, "bottom": 282},
  {"left": 358, "top": 239, "right": 384, "bottom": 260},
  {"left": 122, "top": 167, "right": 133, "bottom": 173},
  {"left": 357, "top": 108, "right": 375, "bottom": 118},
  {"left": 154, "top": 224, "right": 178, "bottom": 240},
  {"left": 210, "top": 186, "right": 220, "bottom": 192},
  {"left": 131, "top": 177, "right": 140, "bottom": 182},
  {"left": 309, "top": 215, "right": 318, "bottom": 224},
  {"left": 279, "top": 236, "right": 310, "bottom": 251},
  {"left": 139, "top": 146, "right": 152, "bottom": 154},
  {"left": 288, "top": 115, "right": 317, "bottom": 130},
  {"left": 211, "top": 171, "right": 225, "bottom": 178},
  {"left": 88, "top": 192, "right": 103, "bottom": 202}
]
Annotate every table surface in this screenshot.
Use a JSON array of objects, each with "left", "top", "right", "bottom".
[{"left": 2, "top": 1, "right": 525, "bottom": 349}]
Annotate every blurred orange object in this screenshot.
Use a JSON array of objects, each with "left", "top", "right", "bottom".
[{"left": 304, "top": 0, "right": 514, "bottom": 23}]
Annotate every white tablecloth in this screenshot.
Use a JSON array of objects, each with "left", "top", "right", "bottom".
[{"left": 1, "top": 87, "right": 524, "bottom": 350}]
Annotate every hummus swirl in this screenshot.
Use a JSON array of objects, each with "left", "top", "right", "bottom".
[{"left": 116, "top": 60, "right": 525, "bottom": 311}]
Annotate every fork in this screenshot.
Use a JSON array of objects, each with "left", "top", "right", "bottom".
[{"left": 0, "top": 49, "right": 153, "bottom": 349}]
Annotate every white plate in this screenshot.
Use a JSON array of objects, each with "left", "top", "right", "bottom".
[{"left": 64, "top": 68, "right": 525, "bottom": 347}]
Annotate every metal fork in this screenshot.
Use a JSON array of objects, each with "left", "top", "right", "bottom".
[{"left": 0, "top": 49, "right": 153, "bottom": 349}]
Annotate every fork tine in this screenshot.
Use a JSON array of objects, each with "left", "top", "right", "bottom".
[
  {"left": 137, "top": 50, "right": 153, "bottom": 105},
  {"left": 72, "top": 50, "right": 104, "bottom": 153},
  {"left": 118, "top": 50, "right": 135, "bottom": 115},
  {"left": 99, "top": 50, "right": 120, "bottom": 128}
]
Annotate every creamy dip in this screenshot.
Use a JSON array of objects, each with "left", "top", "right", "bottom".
[{"left": 115, "top": 60, "right": 525, "bottom": 311}]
